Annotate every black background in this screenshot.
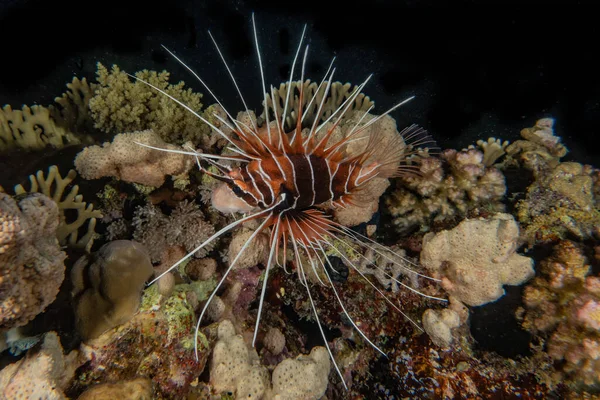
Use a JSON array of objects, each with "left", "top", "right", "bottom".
[{"left": 0, "top": 0, "right": 598, "bottom": 165}]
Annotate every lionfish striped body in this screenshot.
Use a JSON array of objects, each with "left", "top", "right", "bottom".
[{"left": 134, "top": 14, "right": 445, "bottom": 389}]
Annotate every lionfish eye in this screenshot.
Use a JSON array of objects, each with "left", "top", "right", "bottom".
[{"left": 231, "top": 184, "right": 244, "bottom": 197}]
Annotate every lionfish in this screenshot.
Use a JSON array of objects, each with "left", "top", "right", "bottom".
[{"left": 133, "top": 14, "right": 445, "bottom": 388}]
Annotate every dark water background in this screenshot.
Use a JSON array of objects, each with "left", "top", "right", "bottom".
[{"left": 0, "top": 0, "right": 598, "bottom": 165}]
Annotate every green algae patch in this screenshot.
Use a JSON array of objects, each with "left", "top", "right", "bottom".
[{"left": 141, "top": 278, "right": 217, "bottom": 341}]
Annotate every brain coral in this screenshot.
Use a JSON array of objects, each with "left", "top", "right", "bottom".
[
  {"left": 0, "top": 193, "right": 66, "bottom": 329},
  {"left": 420, "top": 213, "right": 534, "bottom": 306}
]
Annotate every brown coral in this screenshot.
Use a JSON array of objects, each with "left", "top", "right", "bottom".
[
  {"left": 130, "top": 201, "right": 216, "bottom": 262},
  {"left": 74, "top": 129, "right": 194, "bottom": 187},
  {"left": 385, "top": 147, "right": 506, "bottom": 233},
  {"left": 0, "top": 193, "right": 66, "bottom": 329},
  {"left": 519, "top": 240, "right": 600, "bottom": 389},
  {"left": 71, "top": 240, "right": 154, "bottom": 340}
]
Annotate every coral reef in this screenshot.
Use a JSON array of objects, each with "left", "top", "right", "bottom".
[
  {"left": 129, "top": 200, "right": 216, "bottom": 262},
  {"left": 519, "top": 240, "right": 600, "bottom": 390},
  {"left": 516, "top": 161, "right": 600, "bottom": 244},
  {"left": 261, "top": 80, "right": 373, "bottom": 131},
  {"left": 74, "top": 129, "right": 194, "bottom": 187},
  {"left": 0, "top": 332, "right": 80, "bottom": 400},
  {"left": 88, "top": 63, "right": 225, "bottom": 147},
  {"left": 0, "top": 193, "right": 66, "bottom": 329},
  {"left": 422, "top": 308, "right": 461, "bottom": 348},
  {"left": 71, "top": 240, "right": 154, "bottom": 340},
  {"left": 271, "top": 346, "right": 331, "bottom": 400},
  {"left": 471, "top": 137, "right": 510, "bottom": 166},
  {"left": 0, "top": 77, "right": 95, "bottom": 152},
  {"left": 385, "top": 147, "right": 506, "bottom": 233},
  {"left": 14, "top": 165, "right": 102, "bottom": 250},
  {"left": 420, "top": 213, "right": 534, "bottom": 306},
  {"left": 72, "top": 279, "right": 217, "bottom": 399},
  {"left": 210, "top": 320, "right": 331, "bottom": 400},
  {"left": 505, "top": 118, "right": 568, "bottom": 175},
  {"left": 210, "top": 319, "right": 270, "bottom": 398},
  {"left": 0, "top": 105, "right": 81, "bottom": 152},
  {"left": 77, "top": 378, "right": 153, "bottom": 400}
]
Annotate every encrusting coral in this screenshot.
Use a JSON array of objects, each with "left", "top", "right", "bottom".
[
  {"left": 420, "top": 213, "right": 534, "bottom": 307},
  {"left": 74, "top": 129, "right": 194, "bottom": 187},
  {"left": 516, "top": 161, "right": 600, "bottom": 244},
  {"left": 0, "top": 193, "right": 66, "bottom": 329},
  {"left": 71, "top": 240, "right": 154, "bottom": 340},
  {"left": 14, "top": 165, "right": 102, "bottom": 250},
  {"left": 210, "top": 319, "right": 271, "bottom": 398},
  {"left": 518, "top": 240, "right": 600, "bottom": 390},
  {"left": 385, "top": 147, "right": 506, "bottom": 233},
  {"left": 210, "top": 320, "right": 331, "bottom": 400}
]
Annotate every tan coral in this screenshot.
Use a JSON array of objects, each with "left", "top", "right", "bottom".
[
  {"left": 0, "top": 104, "right": 81, "bottom": 151},
  {"left": 420, "top": 213, "right": 534, "bottom": 306},
  {"left": 261, "top": 80, "right": 373, "bottom": 130},
  {"left": 88, "top": 63, "right": 218, "bottom": 147},
  {"left": 210, "top": 320, "right": 271, "bottom": 398},
  {"left": 77, "top": 378, "right": 153, "bottom": 400},
  {"left": 270, "top": 346, "right": 331, "bottom": 400},
  {"left": 71, "top": 240, "right": 154, "bottom": 340},
  {"left": 74, "top": 129, "right": 194, "bottom": 187},
  {"left": 0, "top": 193, "right": 66, "bottom": 329},
  {"left": 14, "top": 165, "right": 102, "bottom": 250},
  {"left": 0, "top": 332, "right": 80, "bottom": 400}
]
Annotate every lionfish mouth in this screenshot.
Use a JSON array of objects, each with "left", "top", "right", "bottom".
[{"left": 132, "top": 13, "right": 446, "bottom": 390}]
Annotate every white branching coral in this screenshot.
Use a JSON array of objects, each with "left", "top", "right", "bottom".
[{"left": 420, "top": 213, "right": 534, "bottom": 306}]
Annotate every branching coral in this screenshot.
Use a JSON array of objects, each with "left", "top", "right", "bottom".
[
  {"left": 385, "top": 148, "right": 506, "bottom": 233},
  {"left": 74, "top": 129, "right": 194, "bottom": 187},
  {"left": 261, "top": 80, "right": 373, "bottom": 131},
  {"left": 505, "top": 118, "right": 568, "bottom": 175},
  {"left": 1, "top": 77, "right": 96, "bottom": 152},
  {"left": 0, "top": 104, "right": 82, "bottom": 152},
  {"left": 0, "top": 193, "right": 66, "bottom": 329},
  {"left": 516, "top": 161, "right": 600, "bottom": 244},
  {"left": 130, "top": 200, "right": 216, "bottom": 262},
  {"left": 88, "top": 63, "right": 222, "bottom": 147},
  {"left": 518, "top": 240, "right": 600, "bottom": 390},
  {"left": 420, "top": 213, "right": 534, "bottom": 307},
  {"left": 14, "top": 165, "right": 102, "bottom": 250}
]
